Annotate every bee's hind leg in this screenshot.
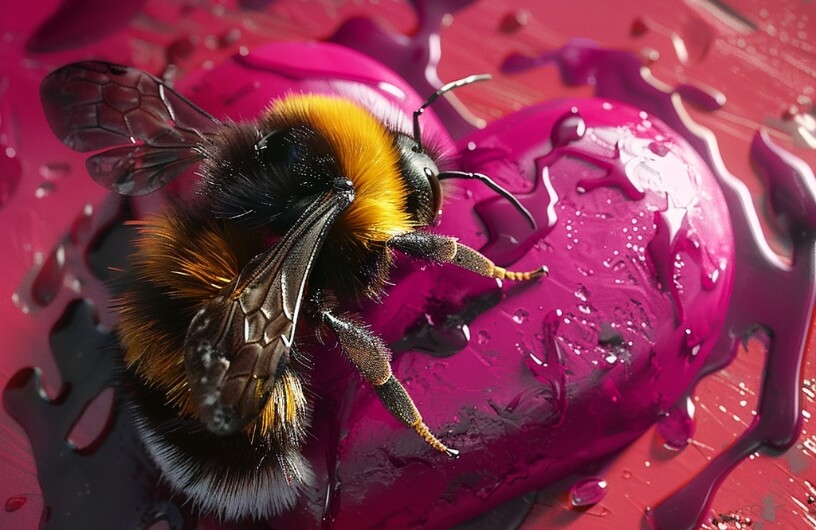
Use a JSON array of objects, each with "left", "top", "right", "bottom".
[
  {"left": 388, "top": 231, "right": 547, "bottom": 281},
  {"left": 319, "top": 307, "right": 459, "bottom": 457}
]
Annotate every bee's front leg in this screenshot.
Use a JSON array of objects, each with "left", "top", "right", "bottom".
[
  {"left": 318, "top": 307, "right": 459, "bottom": 458},
  {"left": 388, "top": 231, "right": 548, "bottom": 281}
]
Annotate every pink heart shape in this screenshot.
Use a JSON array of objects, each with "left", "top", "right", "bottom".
[{"left": 174, "top": 42, "right": 734, "bottom": 529}]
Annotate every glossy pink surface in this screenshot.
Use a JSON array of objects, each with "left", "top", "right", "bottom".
[
  {"left": 152, "top": 43, "right": 733, "bottom": 530},
  {"left": 325, "top": 96, "right": 734, "bottom": 530},
  {"left": 0, "top": 1, "right": 814, "bottom": 530}
]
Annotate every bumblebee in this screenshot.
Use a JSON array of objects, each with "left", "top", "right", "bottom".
[{"left": 40, "top": 61, "right": 545, "bottom": 520}]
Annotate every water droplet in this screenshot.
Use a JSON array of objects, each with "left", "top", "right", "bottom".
[
  {"left": 30, "top": 244, "right": 66, "bottom": 307},
  {"left": 40, "top": 161, "right": 71, "bottom": 181},
  {"left": 513, "top": 309, "right": 528, "bottom": 324},
  {"left": 165, "top": 35, "right": 198, "bottom": 65},
  {"left": 551, "top": 110, "right": 586, "bottom": 147},
  {"left": 569, "top": 477, "right": 608, "bottom": 507},
  {"left": 682, "top": 328, "right": 703, "bottom": 358},
  {"left": 630, "top": 18, "right": 649, "bottom": 37},
  {"left": 0, "top": 144, "right": 22, "bottom": 207},
  {"left": 203, "top": 34, "right": 219, "bottom": 51},
  {"left": 498, "top": 10, "right": 530, "bottom": 33},
  {"left": 5, "top": 496, "right": 26, "bottom": 512},
  {"left": 477, "top": 330, "right": 491, "bottom": 345},
  {"left": 35, "top": 182, "right": 55, "bottom": 198},
  {"left": 70, "top": 204, "right": 94, "bottom": 245},
  {"left": 574, "top": 286, "right": 589, "bottom": 302},
  {"left": 641, "top": 47, "right": 660, "bottom": 64},
  {"left": 394, "top": 316, "right": 471, "bottom": 358},
  {"left": 656, "top": 399, "right": 695, "bottom": 450},
  {"left": 675, "top": 84, "right": 727, "bottom": 111},
  {"left": 219, "top": 28, "right": 241, "bottom": 48}
]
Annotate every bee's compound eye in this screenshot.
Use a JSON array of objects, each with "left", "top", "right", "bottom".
[
  {"left": 397, "top": 134, "right": 442, "bottom": 225},
  {"left": 420, "top": 166, "right": 443, "bottom": 221},
  {"left": 428, "top": 169, "right": 443, "bottom": 221}
]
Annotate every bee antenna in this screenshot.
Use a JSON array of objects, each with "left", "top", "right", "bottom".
[
  {"left": 437, "top": 170, "right": 536, "bottom": 229},
  {"left": 412, "top": 74, "right": 492, "bottom": 153}
]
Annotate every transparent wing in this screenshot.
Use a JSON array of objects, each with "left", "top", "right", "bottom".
[
  {"left": 184, "top": 190, "right": 354, "bottom": 435},
  {"left": 40, "top": 61, "right": 221, "bottom": 195}
]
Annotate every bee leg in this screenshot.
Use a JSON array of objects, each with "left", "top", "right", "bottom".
[
  {"left": 388, "top": 232, "right": 548, "bottom": 281},
  {"left": 320, "top": 309, "right": 459, "bottom": 458}
]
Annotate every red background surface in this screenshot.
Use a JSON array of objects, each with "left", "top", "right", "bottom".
[{"left": 0, "top": 1, "right": 814, "bottom": 529}]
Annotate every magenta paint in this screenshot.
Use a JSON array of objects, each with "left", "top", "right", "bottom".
[
  {"left": 656, "top": 398, "right": 695, "bottom": 451},
  {"left": 328, "top": 0, "right": 483, "bottom": 139},
  {"left": 4, "top": 496, "right": 27, "bottom": 513},
  {"left": 502, "top": 39, "right": 815, "bottom": 530},
  {"left": 0, "top": 2, "right": 813, "bottom": 530},
  {"left": 569, "top": 478, "right": 609, "bottom": 508}
]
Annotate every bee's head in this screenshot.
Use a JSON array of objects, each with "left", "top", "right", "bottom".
[
  {"left": 399, "top": 74, "right": 536, "bottom": 230},
  {"left": 396, "top": 134, "right": 443, "bottom": 226}
]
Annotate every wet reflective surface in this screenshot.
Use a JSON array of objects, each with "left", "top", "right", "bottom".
[{"left": 1, "top": 1, "right": 814, "bottom": 529}]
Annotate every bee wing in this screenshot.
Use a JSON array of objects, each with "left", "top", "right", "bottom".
[
  {"left": 184, "top": 190, "right": 353, "bottom": 435},
  {"left": 40, "top": 61, "right": 221, "bottom": 195}
]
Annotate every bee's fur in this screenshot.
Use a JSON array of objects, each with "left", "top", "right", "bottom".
[
  {"left": 117, "top": 204, "right": 318, "bottom": 517},
  {"left": 199, "top": 95, "right": 420, "bottom": 302},
  {"left": 117, "top": 96, "right": 423, "bottom": 519},
  {"left": 41, "top": 62, "right": 541, "bottom": 523},
  {"left": 115, "top": 207, "right": 263, "bottom": 414},
  {"left": 124, "top": 362, "right": 313, "bottom": 519}
]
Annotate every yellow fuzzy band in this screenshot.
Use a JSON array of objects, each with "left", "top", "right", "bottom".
[{"left": 269, "top": 95, "right": 414, "bottom": 244}]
